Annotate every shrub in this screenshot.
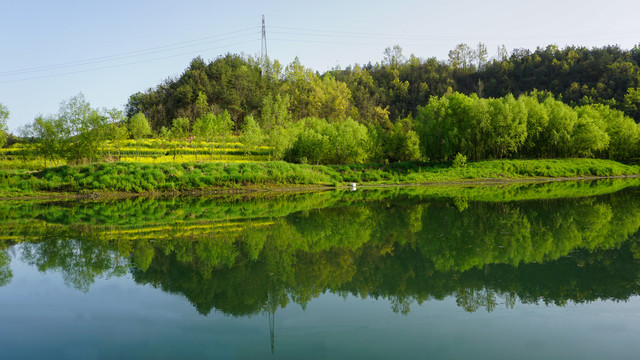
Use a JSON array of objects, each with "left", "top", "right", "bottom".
[{"left": 453, "top": 153, "right": 467, "bottom": 168}]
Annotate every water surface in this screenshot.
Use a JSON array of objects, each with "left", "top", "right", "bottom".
[{"left": 1, "top": 180, "right": 640, "bottom": 359}]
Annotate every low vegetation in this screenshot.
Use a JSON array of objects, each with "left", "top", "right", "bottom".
[{"left": 0, "top": 158, "right": 637, "bottom": 196}]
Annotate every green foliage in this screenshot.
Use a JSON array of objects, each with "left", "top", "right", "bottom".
[
  {"left": 284, "top": 117, "right": 371, "bottom": 164},
  {"left": 192, "top": 112, "right": 216, "bottom": 141},
  {"left": 260, "top": 93, "right": 292, "bottom": 132},
  {"left": 2, "top": 158, "right": 638, "bottom": 195},
  {"left": 59, "top": 93, "right": 108, "bottom": 163},
  {"left": 453, "top": 153, "right": 467, "bottom": 168},
  {"left": 128, "top": 112, "right": 152, "bottom": 140},
  {"left": 19, "top": 94, "right": 109, "bottom": 165},
  {"left": 170, "top": 117, "right": 190, "bottom": 139},
  {"left": 0, "top": 103, "right": 8, "bottom": 149},
  {"left": 414, "top": 92, "right": 640, "bottom": 161},
  {"left": 240, "top": 115, "right": 264, "bottom": 154},
  {"left": 126, "top": 54, "right": 269, "bottom": 129}
]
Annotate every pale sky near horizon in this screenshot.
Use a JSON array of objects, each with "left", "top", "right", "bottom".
[{"left": 1, "top": 0, "right": 639, "bottom": 132}]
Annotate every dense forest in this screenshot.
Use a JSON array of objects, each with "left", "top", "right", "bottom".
[
  {"left": 126, "top": 44, "right": 640, "bottom": 127},
  {"left": 119, "top": 43, "right": 640, "bottom": 163},
  {"left": 6, "top": 43, "right": 640, "bottom": 166}
]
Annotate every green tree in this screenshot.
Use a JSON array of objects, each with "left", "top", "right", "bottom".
[
  {"left": 171, "top": 117, "right": 190, "bottom": 139},
  {"left": 240, "top": 115, "right": 264, "bottom": 155},
  {"left": 623, "top": 87, "right": 640, "bottom": 122},
  {"left": 215, "top": 110, "right": 234, "bottom": 161},
  {"left": 58, "top": 93, "right": 108, "bottom": 163},
  {"left": 382, "top": 117, "right": 421, "bottom": 162},
  {"left": 20, "top": 115, "right": 67, "bottom": 166},
  {"left": 128, "top": 112, "right": 152, "bottom": 140},
  {"left": 105, "top": 108, "right": 128, "bottom": 161},
  {"left": 475, "top": 43, "right": 488, "bottom": 69},
  {"left": 485, "top": 94, "right": 527, "bottom": 158},
  {"left": 195, "top": 91, "right": 209, "bottom": 118},
  {"left": 573, "top": 106, "right": 610, "bottom": 157},
  {"left": 261, "top": 94, "right": 292, "bottom": 132},
  {"left": 0, "top": 103, "right": 8, "bottom": 149}
]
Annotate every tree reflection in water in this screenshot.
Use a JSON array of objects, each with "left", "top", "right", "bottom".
[{"left": 2, "top": 180, "right": 640, "bottom": 317}]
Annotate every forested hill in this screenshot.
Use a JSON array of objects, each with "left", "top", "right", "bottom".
[{"left": 126, "top": 44, "right": 640, "bottom": 130}]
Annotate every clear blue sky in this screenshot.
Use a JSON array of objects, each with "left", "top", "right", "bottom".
[{"left": 2, "top": 0, "right": 639, "bottom": 132}]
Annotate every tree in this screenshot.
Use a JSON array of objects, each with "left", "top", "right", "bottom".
[
  {"left": 215, "top": 110, "right": 234, "bottom": 161},
  {"left": 58, "top": 93, "right": 108, "bottom": 164},
  {"left": 623, "top": 87, "right": 640, "bottom": 122},
  {"left": 475, "top": 43, "right": 488, "bottom": 69},
  {"left": 383, "top": 45, "right": 405, "bottom": 68},
  {"left": 383, "top": 117, "right": 421, "bottom": 162},
  {"left": 171, "top": 117, "right": 190, "bottom": 139},
  {"left": 240, "top": 115, "right": 264, "bottom": 156},
  {"left": 448, "top": 43, "right": 474, "bottom": 71},
  {"left": 21, "top": 115, "right": 67, "bottom": 166},
  {"left": 485, "top": 94, "right": 527, "bottom": 158},
  {"left": 193, "top": 112, "right": 217, "bottom": 159},
  {"left": 195, "top": 91, "right": 209, "bottom": 118},
  {"left": 496, "top": 45, "right": 508, "bottom": 61},
  {"left": 105, "top": 108, "right": 128, "bottom": 161},
  {"left": 261, "top": 94, "right": 291, "bottom": 132},
  {"left": 128, "top": 112, "right": 152, "bottom": 140},
  {"left": 0, "top": 103, "right": 8, "bottom": 149}
]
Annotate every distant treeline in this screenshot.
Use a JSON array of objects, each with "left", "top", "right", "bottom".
[
  {"left": 120, "top": 44, "right": 640, "bottom": 163},
  {"left": 126, "top": 44, "right": 640, "bottom": 128}
]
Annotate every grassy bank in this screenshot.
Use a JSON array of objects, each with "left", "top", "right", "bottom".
[{"left": 1, "top": 158, "right": 639, "bottom": 196}]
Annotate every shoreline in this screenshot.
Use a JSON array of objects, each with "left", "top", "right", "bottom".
[{"left": 3, "top": 173, "right": 639, "bottom": 202}]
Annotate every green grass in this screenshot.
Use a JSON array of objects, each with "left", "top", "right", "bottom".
[{"left": 0, "top": 158, "right": 638, "bottom": 195}]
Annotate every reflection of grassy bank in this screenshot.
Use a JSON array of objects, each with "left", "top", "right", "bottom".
[{"left": 1, "top": 158, "right": 639, "bottom": 197}]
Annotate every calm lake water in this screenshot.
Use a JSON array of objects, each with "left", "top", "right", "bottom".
[{"left": 2, "top": 180, "right": 640, "bottom": 359}]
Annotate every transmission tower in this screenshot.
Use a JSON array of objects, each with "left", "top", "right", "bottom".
[{"left": 261, "top": 15, "right": 268, "bottom": 61}]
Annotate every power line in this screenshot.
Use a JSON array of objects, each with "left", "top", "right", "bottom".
[
  {"left": 268, "top": 25, "right": 640, "bottom": 42},
  {"left": 0, "top": 39, "right": 257, "bottom": 84},
  {"left": 0, "top": 27, "right": 259, "bottom": 77}
]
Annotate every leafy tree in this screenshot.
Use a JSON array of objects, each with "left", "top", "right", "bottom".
[
  {"left": 624, "top": 87, "right": 640, "bottom": 122},
  {"left": 59, "top": 94, "right": 108, "bottom": 163},
  {"left": 285, "top": 117, "right": 370, "bottom": 164},
  {"left": 572, "top": 106, "right": 610, "bottom": 157},
  {"left": 20, "top": 115, "right": 67, "bottom": 166},
  {"left": 105, "top": 108, "right": 128, "bottom": 161},
  {"left": 382, "top": 117, "right": 421, "bottom": 162},
  {"left": 539, "top": 97, "right": 577, "bottom": 157},
  {"left": 215, "top": 110, "right": 234, "bottom": 161},
  {"left": 240, "top": 115, "right": 264, "bottom": 155},
  {"left": 448, "top": 43, "right": 474, "bottom": 71},
  {"left": 520, "top": 94, "right": 550, "bottom": 157},
  {"left": 485, "top": 94, "right": 527, "bottom": 158},
  {"left": 193, "top": 112, "right": 216, "bottom": 140},
  {"left": 170, "top": 117, "right": 190, "bottom": 139},
  {"left": 0, "top": 103, "right": 8, "bottom": 149},
  {"left": 260, "top": 94, "right": 292, "bottom": 132},
  {"left": 195, "top": 91, "right": 209, "bottom": 118},
  {"left": 579, "top": 104, "right": 639, "bottom": 159},
  {"left": 128, "top": 112, "right": 152, "bottom": 140}
]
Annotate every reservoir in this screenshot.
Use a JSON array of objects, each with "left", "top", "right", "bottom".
[{"left": 1, "top": 180, "right": 640, "bottom": 359}]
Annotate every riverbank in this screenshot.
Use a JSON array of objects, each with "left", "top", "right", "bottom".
[{"left": 1, "top": 158, "right": 639, "bottom": 200}]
